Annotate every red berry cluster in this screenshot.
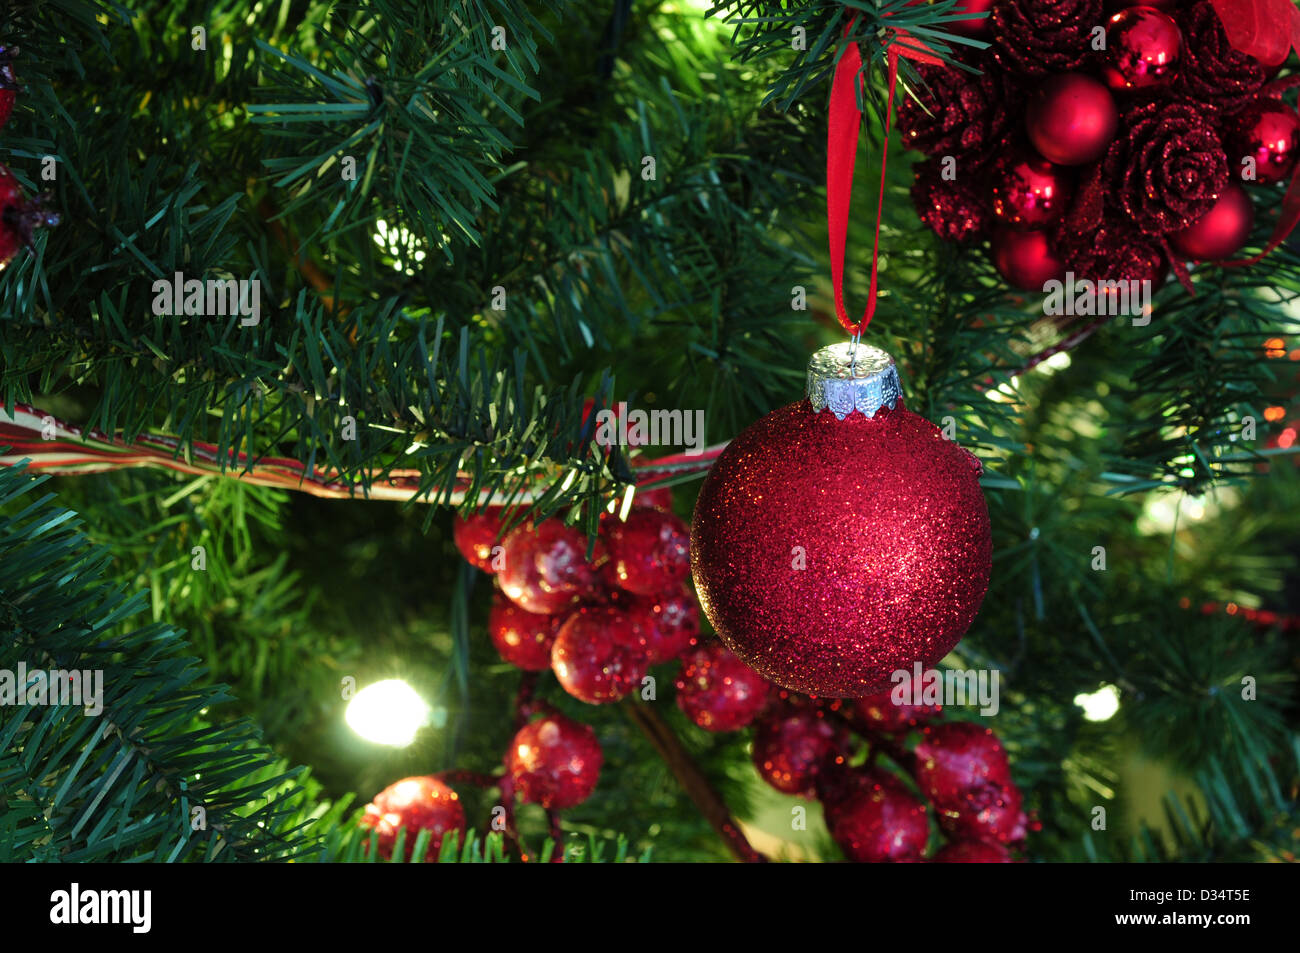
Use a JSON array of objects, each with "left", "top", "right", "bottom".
[
  {"left": 435, "top": 498, "right": 1032, "bottom": 863},
  {"left": 0, "top": 47, "right": 58, "bottom": 271},
  {"left": 455, "top": 500, "right": 705, "bottom": 706},
  {"left": 754, "top": 693, "right": 1032, "bottom": 862},
  {"left": 900, "top": 1, "right": 1296, "bottom": 291}
]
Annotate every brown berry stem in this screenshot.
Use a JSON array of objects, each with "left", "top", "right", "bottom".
[{"left": 622, "top": 699, "right": 768, "bottom": 863}]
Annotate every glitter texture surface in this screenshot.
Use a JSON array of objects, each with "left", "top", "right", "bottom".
[{"left": 690, "top": 399, "right": 991, "bottom": 698}]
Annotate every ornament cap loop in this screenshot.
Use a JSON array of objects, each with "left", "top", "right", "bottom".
[{"left": 806, "top": 342, "right": 902, "bottom": 419}]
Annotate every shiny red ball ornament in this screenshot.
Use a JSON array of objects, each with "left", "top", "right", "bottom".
[
  {"left": 990, "top": 153, "right": 1072, "bottom": 228},
  {"left": 505, "top": 712, "right": 603, "bottom": 809},
  {"left": 487, "top": 592, "right": 562, "bottom": 671},
  {"left": 1101, "top": 7, "right": 1183, "bottom": 90},
  {"left": 1026, "top": 73, "right": 1119, "bottom": 166},
  {"left": 852, "top": 688, "right": 942, "bottom": 733},
  {"left": 1226, "top": 100, "right": 1300, "bottom": 186},
  {"left": 628, "top": 585, "right": 700, "bottom": 663},
  {"left": 600, "top": 507, "right": 691, "bottom": 596},
  {"left": 691, "top": 344, "right": 990, "bottom": 698},
  {"left": 359, "top": 776, "right": 466, "bottom": 861},
  {"left": 0, "top": 164, "right": 59, "bottom": 271},
  {"left": 823, "top": 770, "right": 930, "bottom": 863},
  {"left": 452, "top": 507, "right": 507, "bottom": 572},
  {"left": 498, "top": 519, "right": 599, "bottom": 615},
  {"left": 990, "top": 226, "right": 1065, "bottom": 290},
  {"left": 1168, "top": 182, "right": 1254, "bottom": 261},
  {"left": 551, "top": 605, "right": 648, "bottom": 703},
  {"left": 752, "top": 708, "right": 848, "bottom": 797},
  {"left": 674, "top": 642, "right": 769, "bottom": 732},
  {"left": 933, "top": 840, "right": 1013, "bottom": 862}
]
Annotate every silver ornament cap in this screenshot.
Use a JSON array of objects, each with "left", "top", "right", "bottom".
[{"left": 805, "top": 342, "right": 902, "bottom": 420}]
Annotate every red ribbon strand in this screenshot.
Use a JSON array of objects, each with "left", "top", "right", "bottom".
[{"left": 827, "top": 21, "right": 942, "bottom": 336}]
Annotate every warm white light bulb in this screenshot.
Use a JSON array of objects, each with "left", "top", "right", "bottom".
[
  {"left": 1073, "top": 684, "right": 1120, "bottom": 722},
  {"left": 345, "top": 679, "right": 431, "bottom": 746}
]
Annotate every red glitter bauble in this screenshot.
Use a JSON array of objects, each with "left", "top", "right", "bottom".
[
  {"left": 691, "top": 347, "right": 990, "bottom": 698},
  {"left": 1168, "top": 182, "right": 1254, "bottom": 261},
  {"left": 1026, "top": 73, "right": 1119, "bottom": 166},
  {"left": 823, "top": 770, "right": 930, "bottom": 863},
  {"left": 752, "top": 708, "right": 848, "bottom": 797},
  {"left": 487, "top": 591, "right": 562, "bottom": 671},
  {"left": 674, "top": 642, "right": 769, "bottom": 732},
  {"left": 628, "top": 585, "right": 700, "bottom": 663},
  {"left": 505, "top": 712, "right": 603, "bottom": 809},
  {"left": 452, "top": 507, "right": 506, "bottom": 572},
  {"left": 1101, "top": 7, "right": 1183, "bottom": 90},
  {"left": 851, "top": 688, "right": 942, "bottom": 733},
  {"left": 990, "top": 226, "right": 1065, "bottom": 290},
  {"left": 498, "top": 519, "right": 599, "bottom": 615},
  {"left": 1226, "top": 100, "right": 1300, "bottom": 186},
  {"left": 933, "top": 840, "right": 1013, "bottom": 862},
  {"left": 551, "top": 605, "right": 648, "bottom": 704},
  {"left": 359, "top": 776, "right": 466, "bottom": 861},
  {"left": 600, "top": 507, "right": 691, "bottom": 596},
  {"left": 990, "top": 153, "right": 1073, "bottom": 228}
]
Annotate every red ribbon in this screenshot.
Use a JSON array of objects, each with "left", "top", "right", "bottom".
[
  {"left": 827, "top": 19, "right": 941, "bottom": 336},
  {"left": 1209, "top": 0, "right": 1300, "bottom": 67}
]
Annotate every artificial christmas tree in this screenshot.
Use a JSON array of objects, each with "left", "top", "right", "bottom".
[{"left": 0, "top": 0, "right": 1298, "bottom": 873}]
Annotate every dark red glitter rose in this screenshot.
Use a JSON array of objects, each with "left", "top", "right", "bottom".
[
  {"left": 1174, "top": 1, "right": 1265, "bottom": 115},
  {"left": 911, "top": 158, "right": 991, "bottom": 242},
  {"left": 898, "top": 57, "right": 1019, "bottom": 163},
  {"left": 992, "top": 0, "right": 1103, "bottom": 76},
  {"left": 1103, "top": 101, "right": 1228, "bottom": 235},
  {"left": 1056, "top": 217, "right": 1168, "bottom": 286}
]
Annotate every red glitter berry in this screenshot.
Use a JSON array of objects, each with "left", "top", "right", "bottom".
[
  {"left": 452, "top": 507, "right": 508, "bottom": 572},
  {"left": 498, "top": 519, "right": 599, "bottom": 615},
  {"left": 674, "top": 642, "right": 769, "bottom": 732},
  {"left": 627, "top": 585, "right": 700, "bottom": 663},
  {"left": 551, "top": 605, "right": 648, "bottom": 704},
  {"left": 505, "top": 712, "right": 603, "bottom": 809},
  {"left": 851, "top": 688, "right": 942, "bottom": 734},
  {"left": 359, "top": 776, "right": 466, "bottom": 861},
  {"left": 823, "top": 770, "right": 930, "bottom": 864},
  {"left": 487, "top": 591, "right": 562, "bottom": 671},
  {"left": 751, "top": 708, "right": 847, "bottom": 797},
  {"left": 913, "top": 721, "right": 1027, "bottom": 845},
  {"left": 913, "top": 721, "right": 1014, "bottom": 800},
  {"left": 600, "top": 507, "right": 690, "bottom": 596}
]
